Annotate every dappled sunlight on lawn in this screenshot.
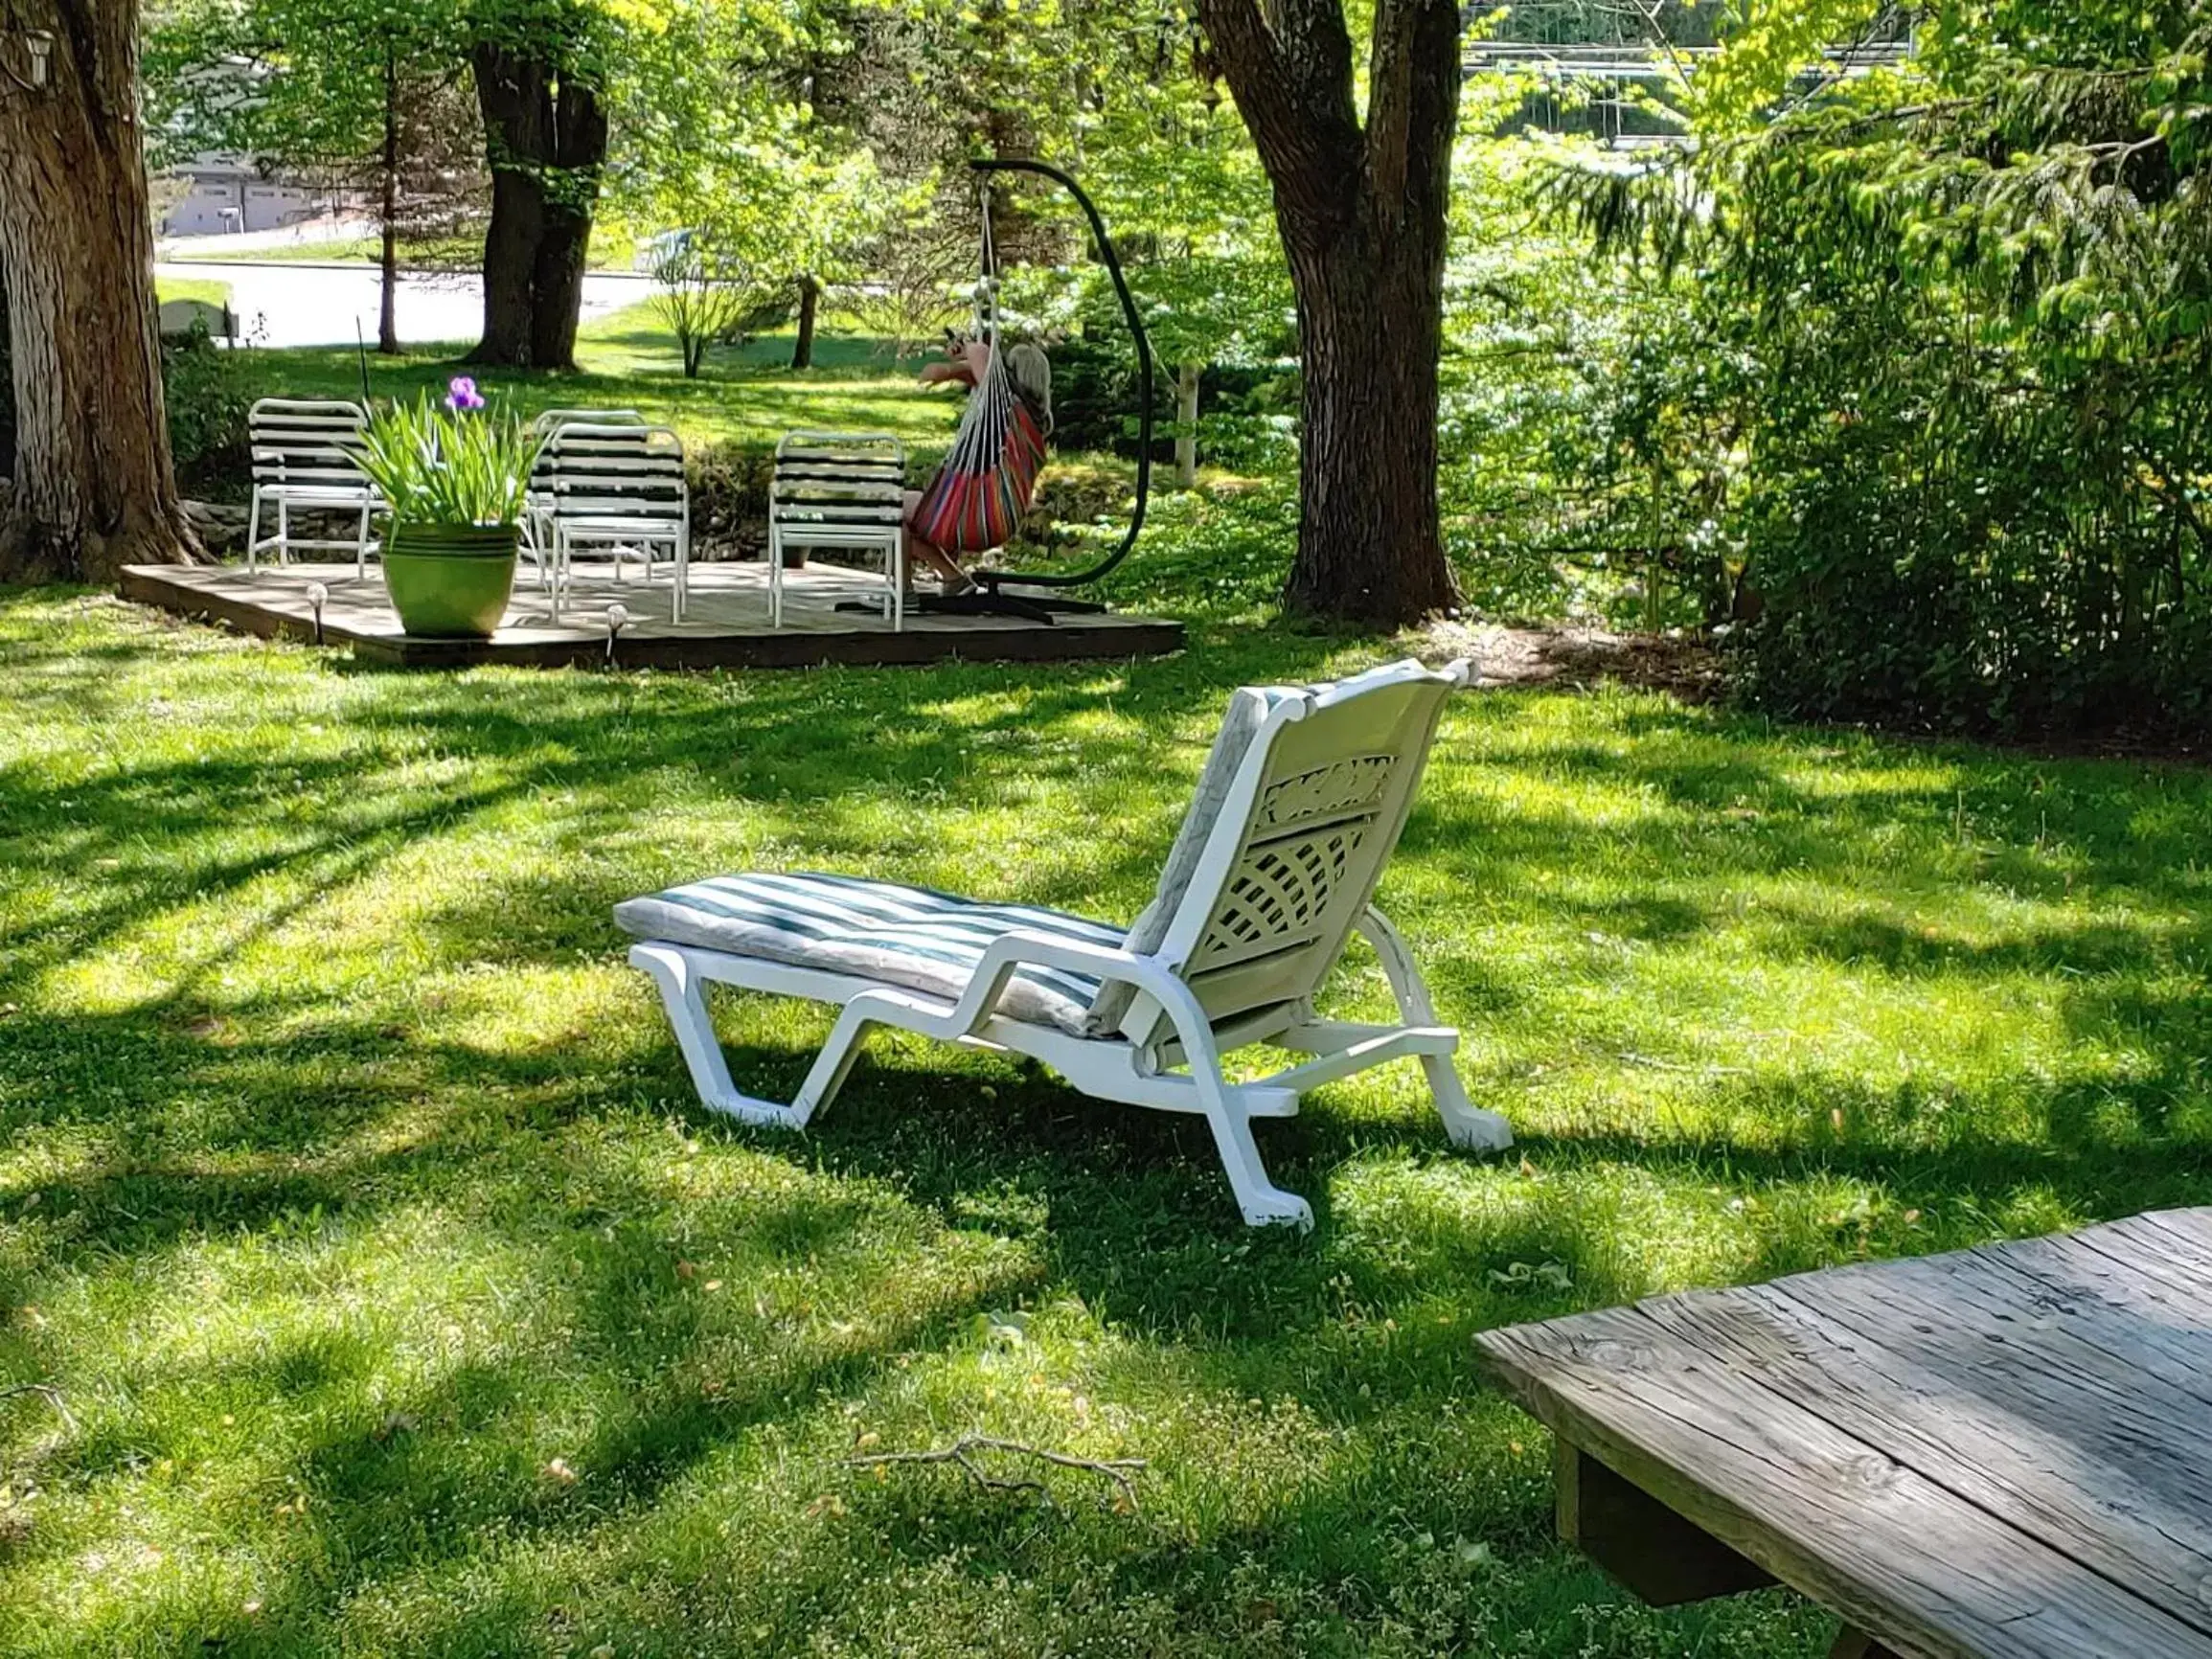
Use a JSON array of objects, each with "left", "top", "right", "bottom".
[{"left": 0, "top": 582, "right": 2206, "bottom": 1654}]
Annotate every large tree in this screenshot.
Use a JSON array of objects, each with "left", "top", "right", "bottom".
[
  {"left": 468, "top": 4, "right": 611, "bottom": 369},
  {"left": 0, "top": 0, "right": 194, "bottom": 580},
  {"left": 1193, "top": 0, "right": 1462, "bottom": 624}
]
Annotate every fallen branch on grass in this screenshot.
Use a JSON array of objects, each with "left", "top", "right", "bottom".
[
  {"left": 0, "top": 1383, "right": 74, "bottom": 1432},
  {"left": 847, "top": 1435, "right": 1147, "bottom": 1510}
]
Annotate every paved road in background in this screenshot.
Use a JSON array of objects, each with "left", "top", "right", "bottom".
[{"left": 155, "top": 260, "right": 654, "bottom": 350}]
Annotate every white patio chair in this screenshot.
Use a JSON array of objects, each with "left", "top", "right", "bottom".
[
  {"left": 528, "top": 408, "right": 649, "bottom": 436},
  {"left": 617, "top": 659, "right": 1514, "bottom": 1228},
  {"left": 245, "top": 398, "right": 380, "bottom": 576},
  {"left": 540, "top": 423, "right": 691, "bottom": 622},
  {"left": 768, "top": 431, "right": 907, "bottom": 630},
  {"left": 522, "top": 409, "right": 646, "bottom": 591}
]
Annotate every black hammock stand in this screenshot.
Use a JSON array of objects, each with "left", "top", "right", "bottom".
[{"left": 909, "top": 156, "right": 1156, "bottom": 625}]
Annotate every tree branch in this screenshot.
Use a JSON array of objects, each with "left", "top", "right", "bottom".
[
  {"left": 0, "top": 1383, "right": 75, "bottom": 1432},
  {"left": 847, "top": 1435, "right": 1147, "bottom": 1510},
  {"left": 1194, "top": 0, "right": 1363, "bottom": 231}
]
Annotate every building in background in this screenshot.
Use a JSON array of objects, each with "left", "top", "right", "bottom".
[{"left": 158, "top": 154, "right": 356, "bottom": 238}]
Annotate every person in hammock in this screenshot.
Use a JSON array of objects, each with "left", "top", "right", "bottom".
[{"left": 903, "top": 331, "right": 1053, "bottom": 593}]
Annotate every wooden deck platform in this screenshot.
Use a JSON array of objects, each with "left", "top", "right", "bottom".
[
  {"left": 1476, "top": 1208, "right": 2212, "bottom": 1659},
  {"left": 118, "top": 559, "right": 1184, "bottom": 670}
]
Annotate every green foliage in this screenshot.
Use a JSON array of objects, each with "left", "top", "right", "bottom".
[
  {"left": 1431, "top": 61, "right": 1751, "bottom": 629},
  {"left": 1525, "top": 0, "right": 2212, "bottom": 732},
  {"left": 1069, "top": 62, "right": 1292, "bottom": 374},
  {"left": 1707, "top": 4, "right": 2212, "bottom": 734},
  {"left": 608, "top": 0, "right": 877, "bottom": 289},
  {"left": 1441, "top": 125, "right": 1721, "bottom": 624},
  {"left": 146, "top": 0, "right": 477, "bottom": 212},
  {"left": 1689, "top": 0, "right": 1891, "bottom": 130},
  {"left": 161, "top": 327, "right": 253, "bottom": 489},
  {"left": 353, "top": 390, "right": 542, "bottom": 526}
]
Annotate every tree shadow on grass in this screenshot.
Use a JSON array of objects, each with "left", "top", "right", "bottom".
[
  {"left": 7, "top": 1094, "right": 1041, "bottom": 1657},
  {"left": 9, "top": 605, "right": 2212, "bottom": 1653}
]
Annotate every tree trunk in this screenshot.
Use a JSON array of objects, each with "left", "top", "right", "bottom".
[
  {"left": 1194, "top": 0, "right": 1461, "bottom": 625},
  {"left": 0, "top": 0, "right": 195, "bottom": 581},
  {"left": 378, "top": 52, "right": 400, "bottom": 355},
  {"left": 528, "top": 210, "right": 590, "bottom": 368},
  {"left": 1280, "top": 202, "right": 1456, "bottom": 621},
  {"left": 468, "top": 42, "right": 605, "bottom": 370},
  {"left": 1174, "top": 361, "right": 1202, "bottom": 489},
  {"left": 791, "top": 272, "right": 820, "bottom": 371},
  {"left": 474, "top": 139, "right": 542, "bottom": 366}
]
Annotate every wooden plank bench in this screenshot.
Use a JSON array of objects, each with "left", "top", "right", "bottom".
[{"left": 1473, "top": 1209, "right": 2212, "bottom": 1659}]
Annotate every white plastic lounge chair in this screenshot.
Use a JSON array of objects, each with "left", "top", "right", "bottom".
[{"left": 616, "top": 658, "right": 1513, "bottom": 1227}]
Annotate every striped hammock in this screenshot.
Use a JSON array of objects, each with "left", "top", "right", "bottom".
[{"left": 908, "top": 336, "right": 1049, "bottom": 557}]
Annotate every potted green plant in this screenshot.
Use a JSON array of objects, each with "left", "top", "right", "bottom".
[{"left": 355, "top": 377, "right": 540, "bottom": 639}]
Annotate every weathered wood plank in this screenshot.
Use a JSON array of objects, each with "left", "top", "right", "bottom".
[
  {"left": 1626, "top": 1248, "right": 2212, "bottom": 1638},
  {"left": 1475, "top": 1301, "right": 2212, "bottom": 1659},
  {"left": 1967, "top": 1232, "right": 2212, "bottom": 1409},
  {"left": 2069, "top": 1210, "right": 2212, "bottom": 1320},
  {"left": 1554, "top": 1440, "right": 1775, "bottom": 1605}
]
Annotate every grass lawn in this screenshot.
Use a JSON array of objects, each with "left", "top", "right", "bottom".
[
  {"left": 156, "top": 276, "right": 236, "bottom": 311},
  {"left": 175, "top": 233, "right": 638, "bottom": 273},
  {"left": 239, "top": 307, "right": 952, "bottom": 459},
  {"left": 174, "top": 237, "right": 481, "bottom": 269},
  {"left": 3, "top": 530, "right": 2210, "bottom": 1652}
]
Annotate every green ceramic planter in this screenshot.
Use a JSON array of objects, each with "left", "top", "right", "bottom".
[{"left": 382, "top": 522, "right": 520, "bottom": 639}]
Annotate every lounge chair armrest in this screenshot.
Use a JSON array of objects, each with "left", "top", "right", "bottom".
[{"left": 950, "top": 929, "right": 1181, "bottom": 1037}]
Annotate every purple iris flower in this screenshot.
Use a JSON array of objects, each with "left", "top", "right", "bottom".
[{"left": 445, "top": 375, "right": 486, "bottom": 412}]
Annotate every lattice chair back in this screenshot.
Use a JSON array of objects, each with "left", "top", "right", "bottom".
[{"left": 1105, "top": 660, "right": 1467, "bottom": 1047}]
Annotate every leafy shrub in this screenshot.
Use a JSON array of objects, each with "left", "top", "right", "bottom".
[
  {"left": 1045, "top": 330, "right": 1174, "bottom": 460},
  {"left": 1538, "top": 6, "right": 2212, "bottom": 736},
  {"left": 1046, "top": 330, "right": 1294, "bottom": 472},
  {"left": 1700, "top": 32, "right": 2212, "bottom": 739},
  {"left": 163, "top": 326, "right": 251, "bottom": 495},
  {"left": 1731, "top": 338, "right": 2212, "bottom": 735}
]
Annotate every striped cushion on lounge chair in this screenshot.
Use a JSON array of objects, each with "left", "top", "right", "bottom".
[{"left": 611, "top": 873, "right": 1124, "bottom": 1037}]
